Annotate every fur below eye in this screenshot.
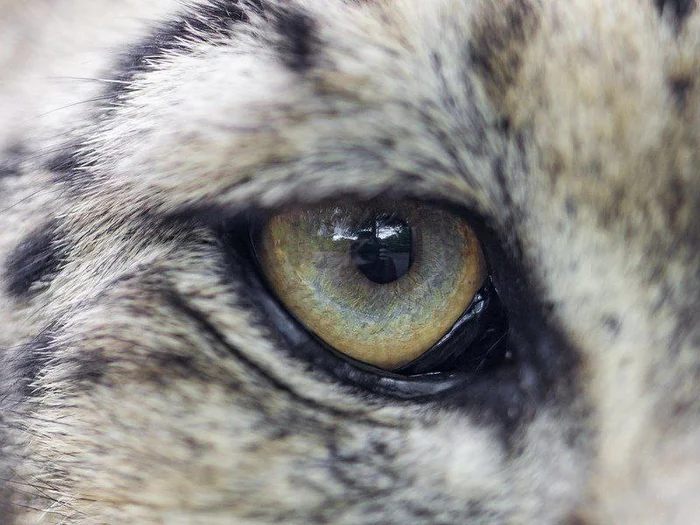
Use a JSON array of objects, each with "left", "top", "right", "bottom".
[{"left": 253, "top": 200, "right": 489, "bottom": 371}]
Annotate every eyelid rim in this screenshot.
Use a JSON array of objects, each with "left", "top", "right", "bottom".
[
  {"left": 250, "top": 267, "right": 514, "bottom": 400},
  {"left": 213, "top": 204, "right": 510, "bottom": 400},
  {"left": 392, "top": 279, "right": 508, "bottom": 375},
  {"left": 250, "top": 264, "right": 482, "bottom": 399}
]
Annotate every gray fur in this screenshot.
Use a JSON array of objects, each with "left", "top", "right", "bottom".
[{"left": 0, "top": 0, "right": 698, "bottom": 523}]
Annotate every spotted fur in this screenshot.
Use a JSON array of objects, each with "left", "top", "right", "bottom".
[{"left": 0, "top": 0, "right": 698, "bottom": 523}]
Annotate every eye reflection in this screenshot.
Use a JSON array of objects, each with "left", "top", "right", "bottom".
[{"left": 350, "top": 214, "right": 413, "bottom": 285}]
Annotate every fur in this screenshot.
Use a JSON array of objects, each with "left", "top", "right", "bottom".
[{"left": 0, "top": 0, "right": 698, "bottom": 523}]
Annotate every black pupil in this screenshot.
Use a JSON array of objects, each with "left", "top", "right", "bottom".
[{"left": 350, "top": 214, "right": 413, "bottom": 284}]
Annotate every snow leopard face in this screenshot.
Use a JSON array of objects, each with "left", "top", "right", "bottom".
[{"left": 0, "top": 0, "right": 697, "bottom": 523}]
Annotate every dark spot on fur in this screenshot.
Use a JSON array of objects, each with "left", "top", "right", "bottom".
[
  {"left": 602, "top": 314, "right": 622, "bottom": 336},
  {"left": 565, "top": 197, "right": 578, "bottom": 217},
  {"left": 46, "top": 145, "right": 97, "bottom": 190},
  {"left": 654, "top": 0, "right": 695, "bottom": 26},
  {"left": 492, "top": 157, "right": 518, "bottom": 229},
  {"left": 162, "top": 353, "right": 196, "bottom": 370},
  {"left": 274, "top": 8, "right": 318, "bottom": 73},
  {"left": 16, "top": 327, "right": 110, "bottom": 396},
  {"left": 76, "top": 359, "right": 108, "bottom": 384},
  {"left": 5, "top": 220, "right": 67, "bottom": 298},
  {"left": 596, "top": 185, "right": 627, "bottom": 228},
  {"left": 664, "top": 175, "right": 687, "bottom": 229},
  {"left": 15, "top": 326, "right": 62, "bottom": 397},
  {"left": 431, "top": 51, "right": 442, "bottom": 71},
  {"left": 267, "top": 427, "right": 292, "bottom": 441},
  {"left": 470, "top": 0, "right": 539, "bottom": 109},
  {"left": 669, "top": 75, "right": 693, "bottom": 109},
  {"left": 0, "top": 144, "right": 24, "bottom": 178},
  {"left": 141, "top": 353, "right": 217, "bottom": 386},
  {"left": 588, "top": 160, "right": 603, "bottom": 178},
  {"left": 496, "top": 117, "right": 512, "bottom": 135},
  {"left": 46, "top": 149, "right": 81, "bottom": 175},
  {"left": 0, "top": 166, "right": 19, "bottom": 178}
]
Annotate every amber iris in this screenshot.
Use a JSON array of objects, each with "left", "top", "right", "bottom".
[{"left": 256, "top": 201, "right": 487, "bottom": 370}]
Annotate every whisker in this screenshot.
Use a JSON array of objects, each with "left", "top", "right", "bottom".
[
  {"left": 19, "top": 95, "right": 114, "bottom": 125},
  {"left": 0, "top": 187, "right": 61, "bottom": 215},
  {"left": 45, "top": 76, "right": 129, "bottom": 85}
]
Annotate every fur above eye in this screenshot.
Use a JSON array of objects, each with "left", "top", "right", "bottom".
[{"left": 252, "top": 200, "right": 506, "bottom": 374}]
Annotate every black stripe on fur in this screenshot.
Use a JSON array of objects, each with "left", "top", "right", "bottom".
[
  {"left": 4, "top": 220, "right": 66, "bottom": 298},
  {"left": 654, "top": 0, "right": 695, "bottom": 26},
  {"left": 0, "top": 145, "right": 24, "bottom": 178},
  {"left": 273, "top": 6, "right": 319, "bottom": 73},
  {"left": 108, "top": 0, "right": 264, "bottom": 101}
]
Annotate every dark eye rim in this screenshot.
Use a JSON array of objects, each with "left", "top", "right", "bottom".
[
  {"left": 393, "top": 280, "right": 508, "bottom": 375},
  {"left": 215, "top": 201, "right": 513, "bottom": 400}
]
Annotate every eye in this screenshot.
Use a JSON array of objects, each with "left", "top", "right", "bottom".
[{"left": 251, "top": 200, "right": 508, "bottom": 376}]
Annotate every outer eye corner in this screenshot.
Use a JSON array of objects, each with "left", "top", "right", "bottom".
[{"left": 247, "top": 198, "right": 510, "bottom": 386}]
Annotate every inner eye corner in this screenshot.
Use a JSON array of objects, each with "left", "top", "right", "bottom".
[{"left": 240, "top": 197, "right": 510, "bottom": 383}]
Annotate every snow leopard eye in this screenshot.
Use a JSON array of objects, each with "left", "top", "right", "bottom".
[{"left": 249, "top": 200, "right": 509, "bottom": 376}]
